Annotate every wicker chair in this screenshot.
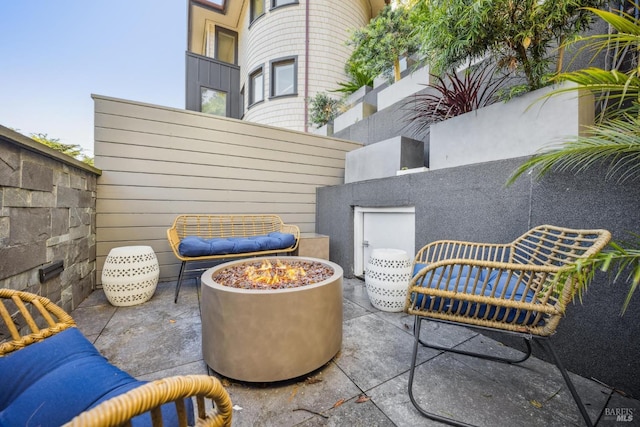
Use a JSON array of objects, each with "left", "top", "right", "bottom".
[
  {"left": 0, "top": 289, "right": 233, "bottom": 427},
  {"left": 404, "top": 225, "right": 611, "bottom": 427},
  {"left": 167, "top": 214, "right": 301, "bottom": 302}
]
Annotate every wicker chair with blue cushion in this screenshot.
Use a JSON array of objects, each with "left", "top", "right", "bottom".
[
  {"left": 0, "top": 289, "right": 232, "bottom": 427},
  {"left": 167, "top": 214, "right": 300, "bottom": 302},
  {"left": 404, "top": 225, "right": 611, "bottom": 427}
]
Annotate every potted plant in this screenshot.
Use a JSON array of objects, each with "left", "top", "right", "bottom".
[
  {"left": 346, "top": 4, "right": 418, "bottom": 83},
  {"left": 404, "top": 62, "right": 508, "bottom": 137},
  {"left": 308, "top": 92, "right": 343, "bottom": 134},
  {"left": 412, "top": 0, "right": 604, "bottom": 95}
]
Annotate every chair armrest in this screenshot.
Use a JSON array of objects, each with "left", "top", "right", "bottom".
[
  {"left": 409, "top": 258, "right": 570, "bottom": 315},
  {"left": 280, "top": 223, "right": 301, "bottom": 250},
  {"left": 167, "top": 227, "right": 184, "bottom": 260},
  {"left": 64, "top": 375, "right": 233, "bottom": 427},
  {"left": 414, "top": 240, "right": 512, "bottom": 265},
  {"left": 0, "top": 289, "right": 76, "bottom": 356}
]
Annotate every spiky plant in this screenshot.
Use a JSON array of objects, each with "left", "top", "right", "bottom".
[{"left": 404, "top": 63, "right": 507, "bottom": 137}]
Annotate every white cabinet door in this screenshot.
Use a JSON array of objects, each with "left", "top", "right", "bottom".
[{"left": 354, "top": 207, "right": 415, "bottom": 276}]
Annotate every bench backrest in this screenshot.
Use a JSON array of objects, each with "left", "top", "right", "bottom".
[
  {"left": 171, "top": 214, "right": 285, "bottom": 240},
  {"left": 510, "top": 225, "right": 611, "bottom": 268}
]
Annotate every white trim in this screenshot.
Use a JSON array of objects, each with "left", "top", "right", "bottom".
[{"left": 353, "top": 206, "right": 415, "bottom": 276}]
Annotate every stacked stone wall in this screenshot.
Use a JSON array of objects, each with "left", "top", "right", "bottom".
[{"left": 0, "top": 128, "right": 100, "bottom": 313}]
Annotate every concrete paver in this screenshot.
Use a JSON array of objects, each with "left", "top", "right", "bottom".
[{"left": 73, "top": 278, "right": 635, "bottom": 426}]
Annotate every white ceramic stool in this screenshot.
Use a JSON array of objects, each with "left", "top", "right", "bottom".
[
  {"left": 365, "top": 248, "right": 412, "bottom": 312},
  {"left": 102, "top": 246, "right": 159, "bottom": 306}
]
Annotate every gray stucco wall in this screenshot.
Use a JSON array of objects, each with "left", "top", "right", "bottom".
[
  {"left": 316, "top": 156, "right": 640, "bottom": 398},
  {"left": 0, "top": 126, "right": 101, "bottom": 313}
]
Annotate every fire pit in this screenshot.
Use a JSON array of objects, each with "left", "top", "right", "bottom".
[{"left": 201, "top": 256, "right": 343, "bottom": 382}]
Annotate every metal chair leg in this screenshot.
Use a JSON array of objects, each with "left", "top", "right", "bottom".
[
  {"left": 414, "top": 316, "right": 533, "bottom": 364},
  {"left": 174, "top": 261, "right": 186, "bottom": 303},
  {"left": 408, "top": 316, "right": 475, "bottom": 427},
  {"left": 538, "top": 339, "right": 593, "bottom": 427}
]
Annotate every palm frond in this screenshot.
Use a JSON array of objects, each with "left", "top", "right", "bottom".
[{"left": 583, "top": 7, "right": 640, "bottom": 35}]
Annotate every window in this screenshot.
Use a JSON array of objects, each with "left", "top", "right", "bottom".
[
  {"left": 271, "top": 0, "right": 298, "bottom": 8},
  {"left": 250, "top": 0, "right": 265, "bottom": 23},
  {"left": 249, "top": 66, "right": 264, "bottom": 106},
  {"left": 215, "top": 27, "right": 237, "bottom": 65},
  {"left": 201, "top": 88, "right": 227, "bottom": 116},
  {"left": 193, "top": 0, "right": 226, "bottom": 12},
  {"left": 270, "top": 57, "right": 297, "bottom": 98}
]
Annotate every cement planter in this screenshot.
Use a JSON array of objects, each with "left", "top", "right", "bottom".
[
  {"left": 310, "top": 123, "right": 334, "bottom": 136},
  {"left": 429, "top": 82, "right": 594, "bottom": 170},
  {"left": 377, "top": 64, "right": 432, "bottom": 111},
  {"left": 344, "top": 85, "right": 372, "bottom": 107},
  {"left": 333, "top": 102, "right": 376, "bottom": 133}
]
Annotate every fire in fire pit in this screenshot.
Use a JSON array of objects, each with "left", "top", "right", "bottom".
[{"left": 211, "top": 259, "right": 333, "bottom": 289}]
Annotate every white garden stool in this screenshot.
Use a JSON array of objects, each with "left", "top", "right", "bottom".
[
  {"left": 365, "top": 248, "right": 412, "bottom": 312},
  {"left": 101, "top": 246, "right": 159, "bottom": 307}
]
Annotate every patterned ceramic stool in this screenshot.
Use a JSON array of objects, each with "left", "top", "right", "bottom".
[
  {"left": 101, "top": 246, "right": 159, "bottom": 306},
  {"left": 365, "top": 248, "right": 412, "bottom": 312}
]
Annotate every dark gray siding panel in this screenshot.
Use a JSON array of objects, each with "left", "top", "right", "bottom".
[{"left": 185, "top": 52, "right": 241, "bottom": 119}]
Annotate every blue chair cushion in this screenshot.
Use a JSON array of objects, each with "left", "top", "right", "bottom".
[
  {"left": 411, "top": 266, "right": 538, "bottom": 324},
  {"left": 179, "top": 232, "right": 296, "bottom": 257},
  {"left": 0, "top": 328, "right": 193, "bottom": 427}
]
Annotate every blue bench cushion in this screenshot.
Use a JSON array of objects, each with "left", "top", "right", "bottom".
[
  {"left": 179, "top": 232, "right": 296, "bottom": 257},
  {"left": 0, "top": 328, "right": 193, "bottom": 427},
  {"left": 411, "top": 265, "right": 538, "bottom": 324}
]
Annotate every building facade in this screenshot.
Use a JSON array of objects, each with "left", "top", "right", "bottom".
[{"left": 186, "top": 0, "right": 385, "bottom": 131}]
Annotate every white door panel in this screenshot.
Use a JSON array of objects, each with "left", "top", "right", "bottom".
[{"left": 354, "top": 207, "right": 415, "bottom": 276}]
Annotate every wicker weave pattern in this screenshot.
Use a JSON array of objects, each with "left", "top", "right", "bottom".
[
  {"left": 64, "top": 375, "right": 233, "bottom": 427},
  {"left": 0, "top": 289, "right": 76, "bottom": 356},
  {"left": 167, "top": 214, "right": 301, "bottom": 262},
  {"left": 0, "top": 289, "right": 233, "bottom": 427},
  {"left": 405, "top": 225, "right": 611, "bottom": 336}
]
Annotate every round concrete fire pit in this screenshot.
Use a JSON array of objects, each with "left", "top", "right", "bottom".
[{"left": 201, "top": 256, "right": 343, "bottom": 382}]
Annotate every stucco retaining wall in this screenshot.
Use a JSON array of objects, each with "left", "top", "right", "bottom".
[{"left": 316, "top": 157, "right": 640, "bottom": 398}]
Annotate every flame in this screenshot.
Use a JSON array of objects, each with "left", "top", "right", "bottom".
[{"left": 243, "top": 259, "right": 306, "bottom": 288}]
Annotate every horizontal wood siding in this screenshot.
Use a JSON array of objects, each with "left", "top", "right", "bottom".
[{"left": 93, "top": 95, "right": 361, "bottom": 283}]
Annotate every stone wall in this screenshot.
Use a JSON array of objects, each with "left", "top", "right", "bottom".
[{"left": 0, "top": 126, "right": 101, "bottom": 313}]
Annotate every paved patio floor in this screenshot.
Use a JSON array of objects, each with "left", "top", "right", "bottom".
[{"left": 72, "top": 278, "right": 639, "bottom": 426}]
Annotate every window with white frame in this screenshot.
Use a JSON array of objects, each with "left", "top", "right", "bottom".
[
  {"left": 248, "top": 66, "right": 264, "bottom": 106},
  {"left": 270, "top": 57, "right": 297, "bottom": 98}
]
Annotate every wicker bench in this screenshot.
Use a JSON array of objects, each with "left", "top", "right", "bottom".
[
  {"left": 167, "top": 214, "right": 300, "bottom": 302},
  {"left": 404, "top": 225, "right": 611, "bottom": 427},
  {"left": 0, "top": 289, "right": 232, "bottom": 427}
]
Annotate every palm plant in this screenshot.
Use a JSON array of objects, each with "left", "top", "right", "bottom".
[
  {"left": 332, "top": 67, "right": 375, "bottom": 95},
  {"left": 508, "top": 3, "right": 640, "bottom": 313}
]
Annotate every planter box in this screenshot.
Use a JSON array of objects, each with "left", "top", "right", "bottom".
[
  {"left": 309, "top": 123, "right": 333, "bottom": 136},
  {"left": 333, "top": 102, "right": 376, "bottom": 133},
  {"left": 345, "top": 136, "right": 424, "bottom": 183},
  {"left": 344, "top": 85, "right": 372, "bottom": 107},
  {"left": 429, "top": 82, "right": 594, "bottom": 170},
  {"left": 377, "top": 65, "right": 432, "bottom": 111}
]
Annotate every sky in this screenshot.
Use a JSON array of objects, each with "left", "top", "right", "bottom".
[{"left": 0, "top": 1, "right": 187, "bottom": 156}]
